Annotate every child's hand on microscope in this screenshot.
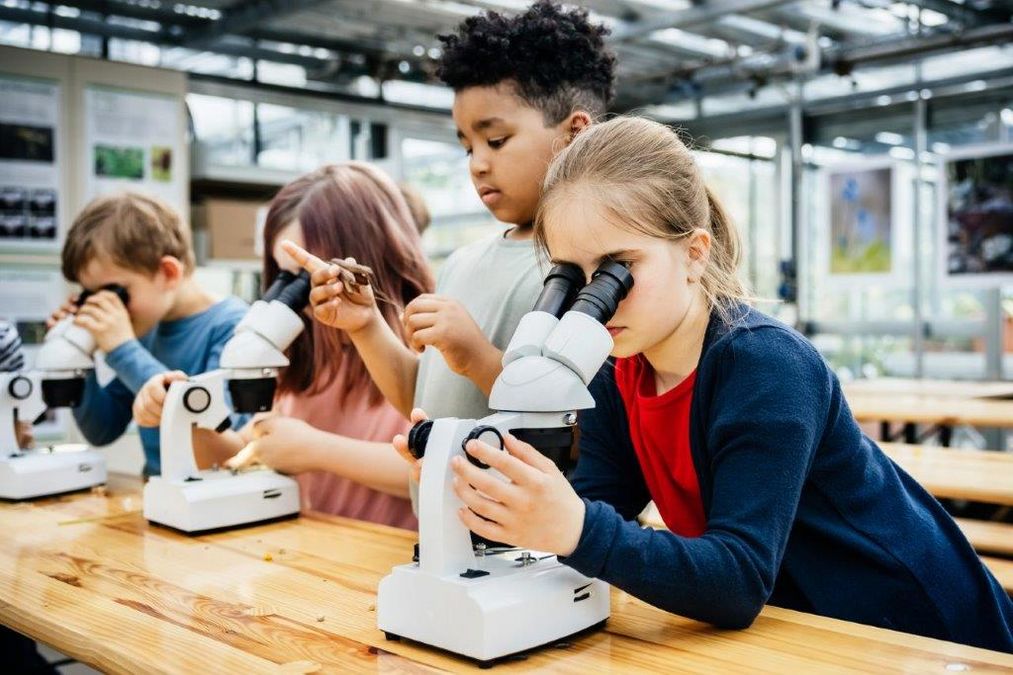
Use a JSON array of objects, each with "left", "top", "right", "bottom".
[
  {"left": 452, "top": 433, "right": 585, "bottom": 557},
  {"left": 132, "top": 370, "right": 187, "bottom": 428},
  {"left": 392, "top": 408, "right": 428, "bottom": 483},
  {"left": 281, "top": 240, "right": 378, "bottom": 334}
]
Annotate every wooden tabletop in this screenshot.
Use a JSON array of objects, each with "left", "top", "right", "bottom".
[
  {"left": 3, "top": 474, "right": 1012, "bottom": 674},
  {"left": 880, "top": 443, "right": 1013, "bottom": 506},
  {"left": 843, "top": 378, "right": 1013, "bottom": 401},
  {"left": 846, "top": 393, "right": 1013, "bottom": 428}
]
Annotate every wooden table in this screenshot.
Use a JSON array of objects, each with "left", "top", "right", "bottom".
[
  {"left": 880, "top": 443, "right": 1013, "bottom": 506},
  {"left": 3, "top": 475, "right": 1012, "bottom": 674},
  {"left": 843, "top": 378, "right": 1013, "bottom": 401}
]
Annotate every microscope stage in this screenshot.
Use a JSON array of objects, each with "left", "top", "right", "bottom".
[
  {"left": 0, "top": 445, "right": 106, "bottom": 500},
  {"left": 143, "top": 468, "right": 300, "bottom": 533}
]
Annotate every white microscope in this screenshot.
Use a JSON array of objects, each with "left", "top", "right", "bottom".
[
  {"left": 0, "top": 287, "right": 120, "bottom": 500},
  {"left": 143, "top": 271, "right": 309, "bottom": 533},
  {"left": 377, "top": 261, "right": 634, "bottom": 666}
]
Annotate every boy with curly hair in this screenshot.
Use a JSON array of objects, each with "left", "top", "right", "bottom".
[{"left": 291, "top": 0, "right": 617, "bottom": 427}]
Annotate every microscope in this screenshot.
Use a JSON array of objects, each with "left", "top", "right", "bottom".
[
  {"left": 377, "top": 261, "right": 633, "bottom": 665},
  {"left": 142, "top": 271, "right": 309, "bottom": 533},
  {"left": 0, "top": 286, "right": 125, "bottom": 499}
]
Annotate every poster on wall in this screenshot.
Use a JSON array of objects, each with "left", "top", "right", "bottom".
[
  {"left": 0, "top": 75, "right": 61, "bottom": 249},
  {"left": 939, "top": 144, "right": 1013, "bottom": 286},
  {"left": 825, "top": 160, "right": 897, "bottom": 283},
  {"left": 83, "top": 86, "right": 185, "bottom": 212}
]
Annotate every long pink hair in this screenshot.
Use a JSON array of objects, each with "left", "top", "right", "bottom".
[{"left": 262, "top": 162, "right": 434, "bottom": 404}]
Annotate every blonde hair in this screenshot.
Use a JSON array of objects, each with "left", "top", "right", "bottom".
[
  {"left": 535, "top": 115, "right": 749, "bottom": 321},
  {"left": 62, "top": 192, "right": 194, "bottom": 282}
]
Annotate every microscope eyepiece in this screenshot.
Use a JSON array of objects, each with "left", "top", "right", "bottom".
[
  {"left": 569, "top": 260, "right": 634, "bottom": 325},
  {"left": 76, "top": 283, "right": 130, "bottom": 308},
  {"left": 532, "top": 263, "right": 584, "bottom": 319},
  {"left": 275, "top": 270, "right": 311, "bottom": 313},
  {"left": 262, "top": 270, "right": 296, "bottom": 302}
]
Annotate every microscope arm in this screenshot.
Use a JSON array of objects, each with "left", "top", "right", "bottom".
[{"left": 159, "top": 371, "right": 231, "bottom": 482}]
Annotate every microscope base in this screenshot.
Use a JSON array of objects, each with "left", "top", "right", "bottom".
[
  {"left": 0, "top": 446, "right": 106, "bottom": 500},
  {"left": 143, "top": 468, "right": 299, "bottom": 533},
  {"left": 377, "top": 552, "right": 609, "bottom": 664}
]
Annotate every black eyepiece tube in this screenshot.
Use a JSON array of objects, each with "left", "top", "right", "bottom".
[
  {"left": 275, "top": 270, "right": 311, "bottom": 312},
  {"left": 77, "top": 283, "right": 130, "bottom": 308},
  {"left": 262, "top": 270, "right": 296, "bottom": 302},
  {"left": 569, "top": 260, "right": 634, "bottom": 325},
  {"left": 532, "top": 263, "right": 584, "bottom": 319}
]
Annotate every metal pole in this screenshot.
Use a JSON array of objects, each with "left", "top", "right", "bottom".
[
  {"left": 789, "top": 81, "right": 804, "bottom": 326},
  {"left": 913, "top": 93, "right": 927, "bottom": 379}
]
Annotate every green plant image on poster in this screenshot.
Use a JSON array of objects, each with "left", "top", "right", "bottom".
[
  {"left": 94, "top": 144, "right": 144, "bottom": 180},
  {"left": 829, "top": 167, "right": 893, "bottom": 275}
]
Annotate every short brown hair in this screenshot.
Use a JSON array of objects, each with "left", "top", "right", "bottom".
[{"left": 61, "top": 192, "right": 195, "bottom": 282}]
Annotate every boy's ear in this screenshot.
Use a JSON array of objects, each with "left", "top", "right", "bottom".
[
  {"left": 564, "top": 111, "right": 593, "bottom": 144},
  {"left": 157, "top": 255, "right": 185, "bottom": 286}
]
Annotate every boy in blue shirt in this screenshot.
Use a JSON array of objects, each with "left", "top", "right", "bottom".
[{"left": 48, "top": 192, "right": 247, "bottom": 475}]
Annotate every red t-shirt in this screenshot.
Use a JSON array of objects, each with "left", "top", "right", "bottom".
[{"left": 615, "top": 355, "right": 707, "bottom": 537}]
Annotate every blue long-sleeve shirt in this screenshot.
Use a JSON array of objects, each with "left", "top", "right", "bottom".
[
  {"left": 73, "top": 296, "right": 249, "bottom": 475},
  {"left": 562, "top": 305, "right": 1013, "bottom": 653}
]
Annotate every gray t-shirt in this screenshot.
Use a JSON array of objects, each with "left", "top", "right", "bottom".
[{"left": 413, "top": 229, "right": 545, "bottom": 420}]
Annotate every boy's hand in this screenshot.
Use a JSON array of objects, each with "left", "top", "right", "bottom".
[
  {"left": 392, "top": 408, "right": 427, "bottom": 483},
  {"left": 47, "top": 294, "right": 80, "bottom": 329},
  {"left": 74, "top": 290, "right": 134, "bottom": 352},
  {"left": 402, "top": 295, "right": 498, "bottom": 380},
  {"left": 452, "top": 433, "right": 585, "bottom": 557},
  {"left": 280, "top": 240, "right": 378, "bottom": 333},
  {"left": 133, "top": 371, "right": 187, "bottom": 428},
  {"left": 225, "top": 415, "right": 321, "bottom": 474}
]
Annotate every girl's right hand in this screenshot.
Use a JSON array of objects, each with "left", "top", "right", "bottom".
[
  {"left": 280, "top": 240, "right": 378, "bottom": 334},
  {"left": 392, "top": 408, "right": 428, "bottom": 483}
]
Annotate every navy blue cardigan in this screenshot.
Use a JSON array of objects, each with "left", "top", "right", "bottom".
[{"left": 561, "top": 306, "right": 1013, "bottom": 653}]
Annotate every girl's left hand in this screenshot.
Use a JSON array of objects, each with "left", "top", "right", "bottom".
[
  {"left": 226, "top": 415, "right": 322, "bottom": 475},
  {"left": 452, "top": 433, "right": 585, "bottom": 557}
]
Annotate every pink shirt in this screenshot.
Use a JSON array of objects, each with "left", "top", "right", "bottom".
[{"left": 275, "top": 360, "right": 417, "bottom": 530}]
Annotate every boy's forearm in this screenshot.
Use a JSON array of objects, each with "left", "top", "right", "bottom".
[
  {"left": 310, "top": 432, "right": 411, "bottom": 499},
  {"left": 465, "top": 340, "right": 504, "bottom": 397},
  {"left": 348, "top": 312, "right": 419, "bottom": 418}
]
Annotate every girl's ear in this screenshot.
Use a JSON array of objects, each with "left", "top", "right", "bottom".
[
  {"left": 563, "top": 111, "right": 593, "bottom": 144},
  {"left": 685, "top": 229, "right": 712, "bottom": 283}
]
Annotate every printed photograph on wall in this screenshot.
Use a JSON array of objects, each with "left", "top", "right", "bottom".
[
  {"left": 827, "top": 163, "right": 894, "bottom": 278},
  {"left": 940, "top": 144, "right": 1013, "bottom": 285}
]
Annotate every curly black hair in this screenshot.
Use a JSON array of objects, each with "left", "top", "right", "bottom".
[{"left": 436, "top": 0, "right": 616, "bottom": 124}]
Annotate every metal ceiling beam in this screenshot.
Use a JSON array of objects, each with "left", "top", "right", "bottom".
[
  {"left": 608, "top": 0, "right": 796, "bottom": 43},
  {"left": 182, "top": 0, "right": 334, "bottom": 50}
]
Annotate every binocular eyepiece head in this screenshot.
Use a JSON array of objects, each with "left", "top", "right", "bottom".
[
  {"left": 77, "top": 283, "right": 130, "bottom": 308},
  {"left": 262, "top": 270, "right": 311, "bottom": 313},
  {"left": 533, "top": 259, "right": 634, "bottom": 325}
]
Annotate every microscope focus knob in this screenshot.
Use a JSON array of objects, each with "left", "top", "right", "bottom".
[
  {"left": 183, "top": 386, "right": 212, "bottom": 414},
  {"left": 461, "top": 426, "right": 504, "bottom": 470},
  {"left": 8, "top": 376, "right": 32, "bottom": 400},
  {"left": 407, "top": 420, "right": 432, "bottom": 459}
]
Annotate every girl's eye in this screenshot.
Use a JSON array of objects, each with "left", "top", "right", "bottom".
[
  {"left": 488, "top": 137, "right": 508, "bottom": 149},
  {"left": 463, "top": 147, "right": 473, "bottom": 156}
]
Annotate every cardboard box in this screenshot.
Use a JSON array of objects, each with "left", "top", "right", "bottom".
[{"left": 192, "top": 198, "right": 267, "bottom": 261}]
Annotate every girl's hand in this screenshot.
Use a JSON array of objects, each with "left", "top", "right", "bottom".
[
  {"left": 225, "top": 415, "right": 322, "bottom": 474},
  {"left": 392, "top": 408, "right": 428, "bottom": 483},
  {"left": 132, "top": 371, "right": 188, "bottom": 428},
  {"left": 452, "top": 433, "right": 585, "bottom": 557},
  {"left": 280, "top": 240, "right": 378, "bottom": 334}
]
